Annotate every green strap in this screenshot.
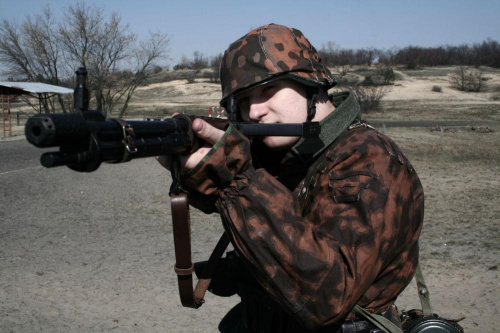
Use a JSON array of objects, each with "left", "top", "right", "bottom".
[
  {"left": 352, "top": 305, "right": 403, "bottom": 333},
  {"left": 352, "top": 264, "right": 434, "bottom": 332},
  {"left": 415, "top": 263, "right": 433, "bottom": 317}
]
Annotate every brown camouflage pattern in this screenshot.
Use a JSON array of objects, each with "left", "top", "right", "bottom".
[
  {"left": 219, "top": 24, "right": 336, "bottom": 105},
  {"left": 182, "top": 121, "right": 424, "bottom": 329}
]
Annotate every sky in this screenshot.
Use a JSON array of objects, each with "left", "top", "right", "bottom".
[{"left": 1, "top": 0, "right": 499, "bottom": 67}]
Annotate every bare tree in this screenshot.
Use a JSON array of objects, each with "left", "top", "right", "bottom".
[
  {"left": 209, "top": 53, "right": 223, "bottom": 83},
  {"left": 174, "top": 55, "right": 191, "bottom": 70},
  {"left": 354, "top": 48, "right": 376, "bottom": 66},
  {"left": 117, "top": 32, "right": 170, "bottom": 118},
  {"left": 319, "top": 41, "right": 339, "bottom": 67},
  {"left": 337, "top": 50, "right": 353, "bottom": 75},
  {"left": 450, "top": 66, "right": 468, "bottom": 91},
  {"left": 58, "top": 3, "right": 103, "bottom": 73},
  {"left": 377, "top": 47, "right": 398, "bottom": 66},
  {"left": 0, "top": 7, "right": 69, "bottom": 113},
  {"left": 450, "top": 66, "right": 484, "bottom": 92},
  {"left": 0, "top": 2, "right": 170, "bottom": 118},
  {"left": 59, "top": 3, "right": 170, "bottom": 118},
  {"left": 191, "top": 51, "right": 208, "bottom": 70}
]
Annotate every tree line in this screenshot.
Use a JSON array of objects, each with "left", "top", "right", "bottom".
[{"left": 318, "top": 39, "right": 500, "bottom": 70}]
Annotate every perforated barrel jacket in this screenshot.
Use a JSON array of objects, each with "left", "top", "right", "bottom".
[{"left": 181, "top": 91, "right": 424, "bottom": 329}]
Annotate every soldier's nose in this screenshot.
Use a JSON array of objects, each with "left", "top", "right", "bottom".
[{"left": 248, "top": 103, "right": 268, "bottom": 121}]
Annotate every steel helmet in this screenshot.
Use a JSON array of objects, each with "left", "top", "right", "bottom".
[{"left": 219, "top": 23, "right": 336, "bottom": 108}]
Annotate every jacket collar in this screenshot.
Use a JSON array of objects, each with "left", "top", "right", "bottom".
[{"left": 290, "top": 91, "right": 361, "bottom": 161}]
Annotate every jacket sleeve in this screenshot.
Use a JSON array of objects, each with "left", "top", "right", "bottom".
[{"left": 182, "top": 125, "right": 423, "bottom": 329}]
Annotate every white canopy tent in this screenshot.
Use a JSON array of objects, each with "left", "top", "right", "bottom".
[
  {"left": 0, "top": 82, "right": 73, "bottom": 137},
  {"left": 0, "top": 82, "right": 74, "bottom": 95}
]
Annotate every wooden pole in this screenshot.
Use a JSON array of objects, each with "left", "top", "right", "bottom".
[
  {"left": 8, "top": 96, "right": 11, "bottom": 136},
  {"left": 2, "top": 95, "right": 5, "bottom": 137}
]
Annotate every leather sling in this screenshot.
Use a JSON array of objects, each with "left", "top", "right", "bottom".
[{"left": 170, "top": 191, "right": 230, "bottom": 308}]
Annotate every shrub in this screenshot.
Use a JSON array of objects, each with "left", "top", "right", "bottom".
[
  {"left": 490, "top": 86, "right": 500, "bottom": 101},
  {"left": 152, "top": 65, "right": 163, "bottom": 74},
  {"left": 349, "top": 84, "right": 391, "bottom": 113},
  {"left": 378, "top": 66, "right": 395, "bottom": 85},
  {"left": 361, "top": 75, "right": 376, "bottom": 86},
  {"left": 174, "top": 55, "right": 191, "bottom": 70},
  {"left": 432, "top": 85, "right": 443, "bottom": 92},
  {"left": 186, "top": 71, "right": 198, "bottom": 84},
  {"left": 466, "top": 70, "right": 484, "bottom": 92}
]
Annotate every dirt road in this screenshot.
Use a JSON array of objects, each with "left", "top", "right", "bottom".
[
  {"left": 1, "top": 140, "right": 238, "bottom": 332},
  {"left": 1, "top": 136, "right": 498, "bottom": 332}
]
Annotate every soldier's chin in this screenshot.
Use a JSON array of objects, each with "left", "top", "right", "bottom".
[{"left": 262, "top": 136, "right": 299, "bottom": 151}]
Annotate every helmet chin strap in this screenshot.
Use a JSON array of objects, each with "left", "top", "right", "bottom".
[
  {"left": 226, "top": 95, "right": 238, "bottom": 121},
  {"left": 306, "top": 87, "right": 319, "bottom": 122}
]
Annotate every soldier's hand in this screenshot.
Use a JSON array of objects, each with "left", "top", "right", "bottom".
[
  {"left": 182, "top": 118, "right": 225, "bottom": 169},
  {"left": 156, "top": 118, "right": 225, "bottom": 172}
]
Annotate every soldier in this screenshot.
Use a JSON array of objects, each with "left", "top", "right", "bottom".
[{"left": 159, "top": 23, "right": 424, "bottom": 332}]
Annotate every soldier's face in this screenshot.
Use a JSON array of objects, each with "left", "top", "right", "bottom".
[{"left": 236, "top": 79, "right": 308, "bottom": 150}]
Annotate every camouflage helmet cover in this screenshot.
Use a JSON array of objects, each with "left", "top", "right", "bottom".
[{"left": 219, "top": 23, "right": 336, "bottom": 106}]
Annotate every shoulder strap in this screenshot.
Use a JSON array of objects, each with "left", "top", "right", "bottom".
[
  {"left": 352, "top": 263, "right": 434, "bottom": 332},
  {"left": 169, "top": 154, "right": 230, "bottom": 308},
  {"left": 352, "top": 305, "right": 403, "bottom": 333},
  {"left": 415, "top": 263, "right": 433, "bottom": 317},
  {"left": 170, "top": 192, "right": 230, "bottom": 308},
  {"left": 170, "top": 192, "right": 199, "bottom": 308}
]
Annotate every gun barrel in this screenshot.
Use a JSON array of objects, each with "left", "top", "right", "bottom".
[
  {"left": 41, "top": 151, "right": 84, "bottom": 168},
  {"left": 25, "top": 113, "right": 192, "bottom": 149},
  {"left": 194, "top": 116, "right": 320, "bottom": 138},
  {"left": 25, "top": 113, "right": 91, "bottom": 148},
  {"left": 237, "top": 122, "right": 320, "bottom": 138}
]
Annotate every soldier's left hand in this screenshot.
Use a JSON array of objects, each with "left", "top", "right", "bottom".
[{"left": 157, "top": 118, "right": 225, "bottom": 172}]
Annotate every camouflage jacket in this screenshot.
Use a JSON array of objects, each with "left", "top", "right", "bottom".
[{"left": 182, "top": 92, "right": 424, "bottom": 329}]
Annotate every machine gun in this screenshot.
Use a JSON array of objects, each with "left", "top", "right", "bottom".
[
  {"left": 24, "top": 67, "right": 321, "bottom": 309},
  {"left": 25, "top": 67, "right": 320, "bottom": 173}
]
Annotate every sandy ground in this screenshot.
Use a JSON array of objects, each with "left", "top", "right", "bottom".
[
  {"left": 1, "top": 66, "right": 499, "bottom": 332},
  {"left": 385, "top": 67, "right": 500, "bottom": 103},
  {"left": 2, "top": 128, "right": 498, "bottom": 332},
  {"left": 131, "top": 79, "right": 222, "bottom": 116},
  {"left": 0, "top": 143, "right": 239, "bottom": 333}
]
